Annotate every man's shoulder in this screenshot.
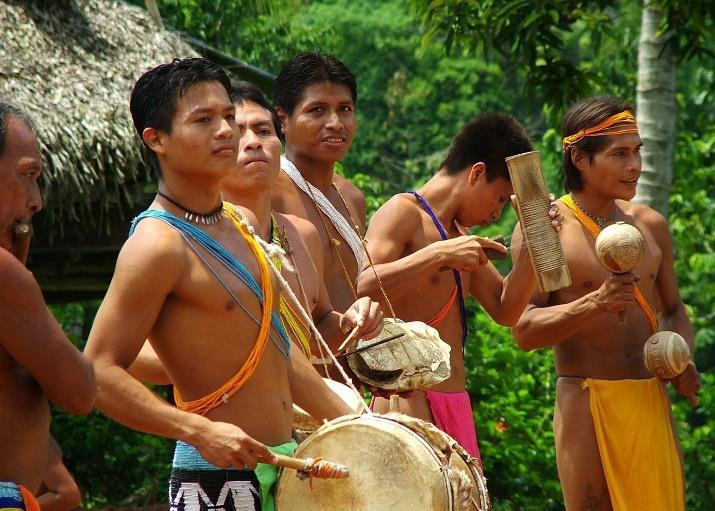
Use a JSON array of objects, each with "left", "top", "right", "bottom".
[
  {"left": 0, "top": 248, "right": 38, "bottom": 297},
  {"left": 368, "top": 193, "right": 422, "bottom": 233},
  {"left": 334, "top": 173, "right": 365, "bottom": 204},
  {"left": 620, "top": 200, "right": 669, "bottom": 233},
  {"left": 277, "top": 212, "right": 318, "bottom": 239},
  {"left": 118, "top": 215, "right": 188, "bottom": 270}
]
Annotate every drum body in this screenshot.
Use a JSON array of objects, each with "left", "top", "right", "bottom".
[{"left": 276, "top": 414, "right": 489, "bottom": 510}]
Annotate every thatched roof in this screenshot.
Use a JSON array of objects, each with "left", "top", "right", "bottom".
[
  {"left": 0, "top": 0, "right": 275, "bottom": 301},
  {"left": 1, "top": 0, "right": 274, "bottom": 237},
  {"left": 0, "top": 0, "right": 199, "bottom": 234}
]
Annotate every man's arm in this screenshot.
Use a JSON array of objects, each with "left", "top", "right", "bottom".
[
  {"left": 36, "top": 436, "right": 81, "bottom": 511},
  {"left": 84, "top": 224, "right": 271, "bottom": 469},
  {"left": 647, "top": 209, "right": 700, "bottom": 398},
  {"left": 0, "top": 250, "right": 95, "bottom": 414},
  {"left": 288, "top": 341, "right": 353, "bottom": 421},
  {"left": 128, "top": 341, "right": 172, "bottom": 386},
  {"left": 511, "top": 220, "right": 637, "bottom": 351},
  {"left": 357, "top": 196, "right": 499, "bottom": 304}
]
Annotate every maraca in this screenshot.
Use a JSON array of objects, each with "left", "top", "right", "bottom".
[
  {"left": 643, "top": 330, "right": 699, "bottom": 407},
  {"left": 595, "top": 221, "right": 645, "bottom": 323}
]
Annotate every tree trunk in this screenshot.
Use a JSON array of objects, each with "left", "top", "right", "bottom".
[{"left": 634, "top": 1, "right": 677, "bottom": 215}]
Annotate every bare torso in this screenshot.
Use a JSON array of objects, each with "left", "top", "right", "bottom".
[
  {"left": 550, "top": 199, "right": 661, "bottom": 379},
  {"left": 0, "top": 348, "right": 50, "bottom": 492},
  {"left": 272, "top": 170, "right": 365, "bottom": 314},
  {"left": 139, "top": 216, "right": 294, "bottom": 446},
  {"left": 370, "top": 195, "right": 471, "bottom": 419}
]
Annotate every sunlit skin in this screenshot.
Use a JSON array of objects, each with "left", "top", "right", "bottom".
[
  {"left": 272, "top": 82, "right": 366, "bottom": 315},
  {"left": 511, "top": 132, "right": 700, "bottom": 509},
  {"left": 358, "top": 162, "right": 554, "bottom": 421},
  {"left": 85, "top": 80, "right": 353, "bottom": 472},
  {"left": 0, "top": 116, "right": 95, "bottom": 492}
]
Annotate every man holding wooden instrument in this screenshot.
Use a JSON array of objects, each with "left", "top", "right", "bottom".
[
  {"left": 513, "top": 96, "right": 700, "bottom": 510},
  {"left": 0, "top": 103, "right": 96, "bottom": 509},
  {"left": 357, "top": 113, "right": 561, "bottom": 461}
]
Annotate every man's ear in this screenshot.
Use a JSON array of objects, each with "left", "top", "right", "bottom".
[
  {"left": 274, "top": 106, "right": 287, "bottom": 134},
  {"left": 468, "top": 162, "right": 486, "bottom": 184},
  {"left": 570, "top": 147, "right": 588, "bottom": 172},
  {"left": 142, "top": 127, "right": 166, "bottom": 156}
]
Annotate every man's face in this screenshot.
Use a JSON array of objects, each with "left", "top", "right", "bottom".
[
  {"left": 578, "top": 133, "right": 642, "bottom": 200},
  {"left": 461, "top": 174, "right": 513, "bottom": 227},
  {"left": 0, "top": 116, "right": 42, "bottom": 250},
  {"left": 228, "top": 100, "right": 282, "bottom": 191},
  {"left": 154, "top": 81, "right": 237, "bottom": 181},
  {"left": 280, "top": 81, "right": 356, "bottom": 165}
]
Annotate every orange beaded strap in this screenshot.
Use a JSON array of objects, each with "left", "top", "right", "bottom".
[
  {"left": 174, "top": 203, "right": 276, "bottom": 416},
  {"left": 560, "top": 195, "right": 657, "bottom": 332}
]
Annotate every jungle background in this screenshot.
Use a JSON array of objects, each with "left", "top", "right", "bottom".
[{"left": 42, "top": 0, "right": 713, "bottom": 509}]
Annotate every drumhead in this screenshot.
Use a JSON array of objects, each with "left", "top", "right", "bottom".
[{"left": 277, "top": 414, "right": 489, "bottom": 510}]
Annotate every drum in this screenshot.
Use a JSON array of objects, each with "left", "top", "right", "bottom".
[
  {"left": 277, "top": 413, "right": 490, "bottom": 510},
  {"left": 293, "top": 379, "right": 365, "bottom": 441}
]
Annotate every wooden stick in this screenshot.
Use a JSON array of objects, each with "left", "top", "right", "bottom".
[
  {"left": 272, "top": 453, "right": 349, "bottom": 478},
  {"left": 336, "top": 325, "right": 361, "bottom": 353},
  {"left": 337, "top": 332, "right": 406, "bottom": 358}
]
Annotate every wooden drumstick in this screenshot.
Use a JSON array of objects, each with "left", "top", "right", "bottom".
[
  {"left": 272, "top": 453, "right": 349, "bottom": 479},
  {"left": 595, "top": 222, "right": 645, "bottom": 324},
  {"left": 643, "top": 331, "right": 699, "bottom": 407},
  {"left": 11, "top": 221, "right": 33, "bottom": 265}
]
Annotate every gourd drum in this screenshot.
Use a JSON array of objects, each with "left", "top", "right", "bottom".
[
  {"left": 276, "top": 414, "right": 490, "bottom": 510},
  {"left": 293, "top": 379, "right": 365, "bottom": 441}
]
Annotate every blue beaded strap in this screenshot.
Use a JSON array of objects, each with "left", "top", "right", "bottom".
[
  {"left": 410, "top": 191, "right": 468, "bottom": 349},
  {"left": 130, "top": 209, "right": 290, "bottom": 358}
]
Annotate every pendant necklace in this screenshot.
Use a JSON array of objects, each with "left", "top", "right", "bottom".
[{"left": 156, "top": 191, "right": 224, "bottom": 225}]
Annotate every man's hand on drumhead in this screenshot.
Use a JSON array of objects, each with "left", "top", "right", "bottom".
[
  {"left": 341, "top": 297, "right": 384, "bottom": 341},
  {"left": 194, "top": 420, "right": 275, "bottom": 469}
]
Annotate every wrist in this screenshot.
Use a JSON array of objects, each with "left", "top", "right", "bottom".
[
  {"left": 585, "top": 291, "right": 605, "bottom": 313},
  {"left": 181, "top": 412, "right": 211, "bottom": 445}
]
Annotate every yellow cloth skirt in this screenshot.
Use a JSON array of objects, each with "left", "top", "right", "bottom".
[{"left": 583, "top": 377, "right": 685, "bottom": 511}]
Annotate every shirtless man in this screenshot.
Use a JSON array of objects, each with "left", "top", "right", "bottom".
[
  {"left": 512, "top": 96, "right": 700, "bottom": 510},
  {"left": 84, "top": 58, "right": 351, "bottom": 511},
  {"left": 0, "top": 103, "right": 95, "bottom": 507},
  {"left": 223, "top": 81, "right": 382, "bottom": 358},
  {"left": 271, "top": 52, "right": 366, "bottom": 316},
  {"left": 358, "top": 113, "right": 559, "bottom": 460}
]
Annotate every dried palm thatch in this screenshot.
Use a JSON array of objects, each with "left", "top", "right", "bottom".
[{"left": 0, "top": 0, "right": 198, "bottom": 235}]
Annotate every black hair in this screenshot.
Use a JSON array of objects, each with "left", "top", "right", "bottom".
[
  {"left": 274, "top": 52, "right": 357, "bottom": 116},
  {"left": 129, "top": 57, "right": 232, "bottom": 178},
  {"left": 229, "top": 81, "right": 282, "bottom": 138},
  {"left": 0, "top": 103, "right": 36, "bottom": 159},
  {"left": 562, "top": 96, "right": 634, "bottom": 192},
  {"left": 441, "top": 113, "right": 532, "bottom": 181}
]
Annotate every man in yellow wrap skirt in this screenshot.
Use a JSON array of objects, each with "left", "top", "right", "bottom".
[{"left": 512, "top": 96, "right": 701, "bottom": 510}]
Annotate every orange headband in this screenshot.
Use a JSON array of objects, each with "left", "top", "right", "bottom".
[{"left": 562, "top": 110, "right": 639, "bottom": 151}]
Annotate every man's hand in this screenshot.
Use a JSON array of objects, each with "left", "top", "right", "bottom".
[
  {"left": 194, "top": 421, "right": 275, "bottom": 469},
  {"left": 669, "top": 363, "right": 701, "bottom": 404},
  {"left": 436, "top": 235, "right": 507, "bottom": 271},
  {"left": 340, "top": 297, "right": 384, "bottom": 340},
  {"left": 594, "top": 273, "right": 637, "bottom": 313},
  {"left": 548, "top": 193, "right": 563, "bottom": 231}
]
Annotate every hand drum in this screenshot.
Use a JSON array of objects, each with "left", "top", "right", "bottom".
[{"left": 643, "top": 330, "right": 698, "bottom": 407}]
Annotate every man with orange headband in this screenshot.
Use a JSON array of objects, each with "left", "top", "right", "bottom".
[
  {"left": 513, "top": 96, "right": 700, "bottom": 510},
  {"left": 85, "top": 59, "right": 353, "bottom": 511}
]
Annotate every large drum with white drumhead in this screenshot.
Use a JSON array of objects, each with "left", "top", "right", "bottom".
[{"left": 276, "top": 413, "right": 490, "bottom": 510}]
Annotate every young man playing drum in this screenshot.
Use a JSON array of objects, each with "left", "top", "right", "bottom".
[
  {"left": 512, "top": 96, "right": 700, "bottom": 510},
  {"left": 357, "top": 113, "right": 560, "bottom": 460},
  {"left": 0, "top": 103, "right": 96, "bottom": 509},
  {"left": 85, "top": 58, "right": 352, "bottom": 511}
]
